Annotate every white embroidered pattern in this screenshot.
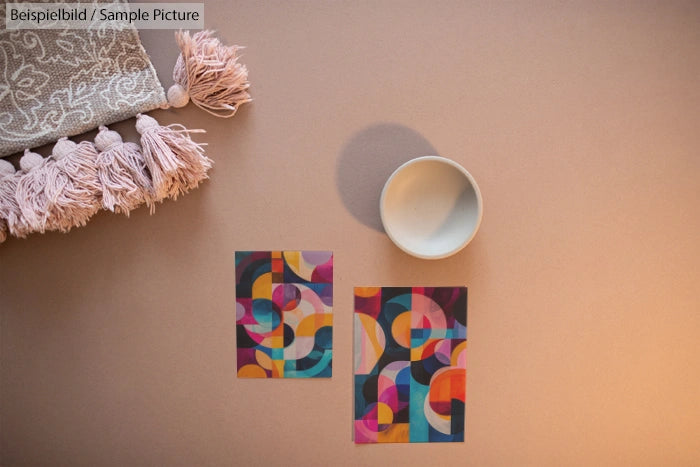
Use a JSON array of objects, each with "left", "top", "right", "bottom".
[{"left": 0, "top": 1, "right": 166, "bottom": 157}]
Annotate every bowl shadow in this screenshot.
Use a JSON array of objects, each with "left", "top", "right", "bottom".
[{"left": 336, "top": 123, "right": 438, "bottom": 232}]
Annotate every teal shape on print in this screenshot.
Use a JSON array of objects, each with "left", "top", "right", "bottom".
[
  {"left": 252, "top": 299, "right": 280, "bottom": 331},
  {"left": 285, "top": 350, "right": 333, "bottom": 378},
  {"left": 410, "top": 377, "right": 430, "bottom": 442}
]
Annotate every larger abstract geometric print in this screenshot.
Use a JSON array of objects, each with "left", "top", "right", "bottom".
[
  {"left": 354, "top": 287, "right": 467, "bottom": 443},
  {"left": 236, "top": 251, "right": 333, "bottom": 378}
]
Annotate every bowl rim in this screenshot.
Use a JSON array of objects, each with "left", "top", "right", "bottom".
[{"left": 380, "top": 155, "right": 483, "bottom": 259}]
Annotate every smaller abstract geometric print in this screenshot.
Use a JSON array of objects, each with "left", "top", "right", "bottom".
[
  {"left": 354, "top": 287, "right": 467, "bottom": 443},
  {"left": 236, "top": 251, "right": 333, "bottom": 378}
]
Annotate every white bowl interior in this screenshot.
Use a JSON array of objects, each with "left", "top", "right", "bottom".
[{"left": 381, "top": 157, "right": 482, "bottom": 258}]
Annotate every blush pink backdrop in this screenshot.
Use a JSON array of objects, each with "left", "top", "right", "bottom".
[{"left": 1, "top": 1, "right": 699, "bottom": 465}]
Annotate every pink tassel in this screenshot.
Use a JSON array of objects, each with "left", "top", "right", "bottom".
[
  {"left": 0, "top": 159, "right": 13, "bottom": 242},
  {"left": 0, "top": 159, "right": 29, "bottom": 241},
  {"left": 167, "top": 30, "right": 251, "bottom": 117},
  {"left": 15, "top": 150, "right": 62, "bottom": 234},
  {"left": 136, "top": 113, "right": 212, "bottom": 201},
  {"left": 43, "top": 139, "right": 102, "bottom": 233},
  {"left": 95, "top": 126, "right": 155, "bottom": 216}
]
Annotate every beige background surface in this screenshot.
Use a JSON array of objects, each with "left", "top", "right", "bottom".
[{"left": 1, "top": 1, "right": 699, "bottom": 465}]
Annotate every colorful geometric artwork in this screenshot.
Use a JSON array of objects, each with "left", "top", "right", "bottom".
[
  {"left": 354, "top": 287, "right": 467, "bottom": 443},
  {"left": 235, "top": 251, "right": 333, "bottom": 378}
]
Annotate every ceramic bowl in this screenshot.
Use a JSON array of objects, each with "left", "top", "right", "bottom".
[{"left": 380, "top": 156, "right": 483, "bottom": 259}]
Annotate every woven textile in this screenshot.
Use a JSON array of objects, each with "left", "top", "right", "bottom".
[{"left": 0, "top": 1, "right": 166, "bottom": 158}]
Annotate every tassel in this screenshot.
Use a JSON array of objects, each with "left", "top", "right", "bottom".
[
  {"left": 136, "top": 113, "right": 212, "bottom": 201},
  {"left": 0, "top": 159, "right": 13, "bottom": 242},
  {"left": 7, "top": 151, "right": 46, "bottom": 237},
  {"left": 15, "top": 149, "right": 62, "bottom": 234},
  {"left": 167, "top": 30, "right": 251, "bottom": 117},
  {"left": 0, "top": 159, "right": 24, "bottom": 241},
  {"left": 44, "top": 139, "right": 102, "bottom": 232},
  {"left": 95, "top": 126, "right": 154, "bottom": 216}
]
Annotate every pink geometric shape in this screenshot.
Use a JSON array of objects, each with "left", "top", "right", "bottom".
[{"left": 355, "top": 420, "right": 378, "bottom": 444}]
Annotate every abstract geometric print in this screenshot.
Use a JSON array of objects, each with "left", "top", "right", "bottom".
[
  {"left": 236, "top": 251, "right": 333, "bottom": 378},
  {"left": 354, "top": 287, "right": 467, "bottom": 443}
]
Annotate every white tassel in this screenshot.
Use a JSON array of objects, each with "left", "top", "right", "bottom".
[
  {"left": 136, "top": 113, "right": 212, "bottom": 201},
  {"left": 95, "top": 126, "right": 154, "bottom": 215}
]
